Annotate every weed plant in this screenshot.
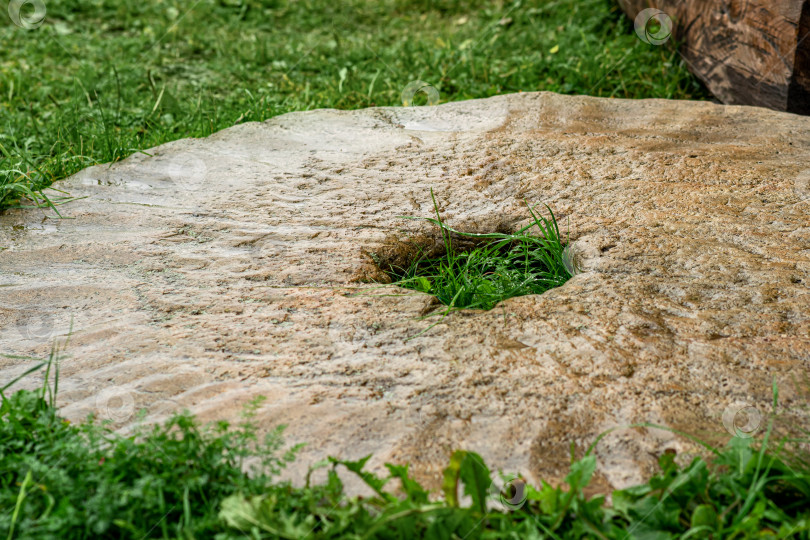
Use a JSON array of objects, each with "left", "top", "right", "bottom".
[{"left": 389, "top": 191, "right": 572, "bottom": 311}]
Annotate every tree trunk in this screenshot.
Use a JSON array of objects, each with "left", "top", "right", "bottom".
[{"left": 618, "top": 0, "right": 810, "bottom": 114}]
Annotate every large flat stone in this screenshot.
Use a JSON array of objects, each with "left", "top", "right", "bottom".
[{"left": 1, "top": 92, "right": 808, "bottom": 490}]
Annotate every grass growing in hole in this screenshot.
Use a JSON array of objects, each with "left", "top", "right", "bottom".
[{"left": 390, "top": 190, "right": 573, "bottom": 311}]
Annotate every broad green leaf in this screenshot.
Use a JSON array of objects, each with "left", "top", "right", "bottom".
[
  {"left": 331, "top": 455, "right": 394, "bottom": 501},
  {"left": 458, "top": 451, "right": 491, "bottom": 514},
  {"left": 565, "top": 455, "right": 596, "bottom": 492},
  {"left": 690, "top": 504, "right": 717, "bottom": 529},
  {"left": 442, "top": 450, "right": 466, "bottom": 507},
  {"left": 385, "top": 463, "right": 429, "bottom": 504}
]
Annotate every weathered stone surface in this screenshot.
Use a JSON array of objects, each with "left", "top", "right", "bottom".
[{"left": 1, "top": 92, "right": 809, "bottom": 491}]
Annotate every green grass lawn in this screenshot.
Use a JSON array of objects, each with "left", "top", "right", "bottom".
[{"left": 0, "top": 0, "right": 707, "bottom": 212}]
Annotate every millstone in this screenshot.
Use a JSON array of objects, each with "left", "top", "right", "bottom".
[{"left": 1, "top": 92, "right": 808, "bottom": 490}]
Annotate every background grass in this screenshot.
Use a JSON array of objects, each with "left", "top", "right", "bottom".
[{"left": 0, "top": 0, "right": 708, "bottom": 211}]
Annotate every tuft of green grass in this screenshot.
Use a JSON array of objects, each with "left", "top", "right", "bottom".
[
  {"left": 389, "top": 190, "right": 572, "bottom": 311},
  {"left": 0, "top": 0, "right": 708, "bottom": 212}
]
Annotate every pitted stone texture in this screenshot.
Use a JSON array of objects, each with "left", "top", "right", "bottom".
[{"left": 1, "top": 93, "right": 808, "bottom": 491}]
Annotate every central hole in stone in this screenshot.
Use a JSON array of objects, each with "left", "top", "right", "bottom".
[{"left": 381, "top": 192, "right": 575, "bottom": 311}]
